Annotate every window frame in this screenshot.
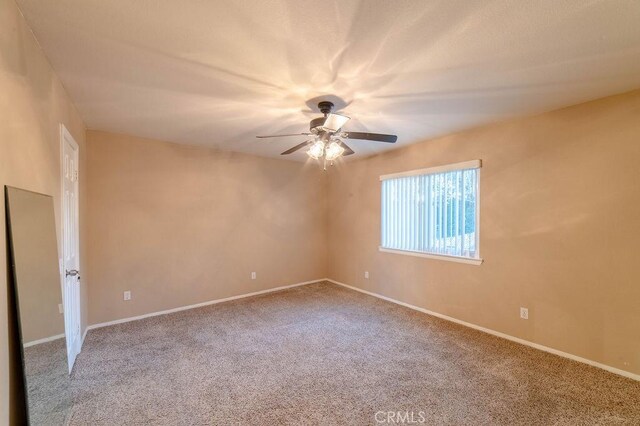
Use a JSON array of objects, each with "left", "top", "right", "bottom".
[{"left": 379, "top": 160, "right": 483, "bottom": 266}]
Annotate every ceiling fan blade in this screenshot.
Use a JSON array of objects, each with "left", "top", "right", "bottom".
[
  {"left": 322, "top": 113, "right": 350, "bottom": 132},
  {"left": 281, "top": 140, "right": 312, "bottom": 155},
  {"left": 345, "top": 132, "right": 397, "bottom": 143},
  {"left": 339, "top": 141, "right": 355, "bottom": 156},
  {"left": 256, "top": 133, "right": 311, "bottom": 139}
]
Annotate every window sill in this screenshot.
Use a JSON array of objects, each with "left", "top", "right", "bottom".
[{"left": 379, "top": 247, "right": 483, "bottom": 265}]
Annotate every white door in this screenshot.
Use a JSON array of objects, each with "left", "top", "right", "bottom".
[{"left": 61, "top": 125, "right": 82, "bottom": 372}]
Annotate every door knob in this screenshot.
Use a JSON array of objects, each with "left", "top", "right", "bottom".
[{"left": 66, "top": 269, "right": 80, "bottom": 280}]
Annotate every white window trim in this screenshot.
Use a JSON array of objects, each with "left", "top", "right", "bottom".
[
  {"left": 379, "top": 160, "right": 482, "bottom": 265},
  {"left": 380, "top": 159, "right": 481, "bottom": 181},
  {"left": 379, "top": 247, "right": 483, "bottom": 265}
]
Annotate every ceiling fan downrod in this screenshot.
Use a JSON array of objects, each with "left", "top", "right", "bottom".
[{"left": 318, "top": 101, "right": 334, "bottom": 116}]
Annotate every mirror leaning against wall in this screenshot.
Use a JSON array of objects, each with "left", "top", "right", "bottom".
[{"left": 5, "top": 186, "right": 72, "bottom": 425}]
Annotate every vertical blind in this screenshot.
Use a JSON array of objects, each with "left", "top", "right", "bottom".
[{"left": 380, "top": 161, "right": 480, "bottom": 259}]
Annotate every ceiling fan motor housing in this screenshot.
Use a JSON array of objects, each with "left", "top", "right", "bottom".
[
  {"left": 309, "top": 117, "right": 325, "bottom": 133},
  {"left": 310, "top": 101, "right": 337, "bottom": 134}
]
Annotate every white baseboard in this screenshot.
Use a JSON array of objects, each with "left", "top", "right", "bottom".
[
  {"left": 87, "top": 278, "right": 326, "bottom": 331},
  {"left": 23, "top": 333, "right": 65, "bottom": 348},
  {"left": 327, "top": 279, "right": 640, "bottom": 382}
]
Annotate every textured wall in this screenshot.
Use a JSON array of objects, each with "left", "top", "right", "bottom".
[
  {"left": 85, "top": 131, "right": 328, "bottom": 325},
  {"left": 0, "top": 0, "right": 87, "bottom": 422},
  {"left": 328, "top": 90, "right": 640, "bottom": 376}
]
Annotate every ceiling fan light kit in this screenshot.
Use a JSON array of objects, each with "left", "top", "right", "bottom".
[
  {"left": 325, "top": 142, "right": 345, "bottom": 161},
  {"left": 256, "top": 100, "right": 398, "bottom": 169},
  {"left": 307, "top": 140, "right": 325, "bottom": 160}
]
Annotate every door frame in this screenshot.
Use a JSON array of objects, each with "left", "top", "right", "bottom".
[{"left": 60, "top": 123, "right": 82, "bottom": 371}]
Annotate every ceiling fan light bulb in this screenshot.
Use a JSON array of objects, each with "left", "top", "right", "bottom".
[
  {"left": 307, "top": 141, "right": 325, "bottom": 159},
  {"left": 325, "top": 141, "right": 345, "bottom": 161}
]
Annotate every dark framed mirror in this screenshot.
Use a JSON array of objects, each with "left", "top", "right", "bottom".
[{"left": 5, "top": 186, "right": 71, "bottom": 425}]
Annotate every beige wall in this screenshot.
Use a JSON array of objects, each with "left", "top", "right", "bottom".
[
  {"left": 328, "top": 90, "right": 640, "bottom": 376},
  {"left": 1, "top": 0, "right": 88, "bottom": 422},
  {"left": 85, "top": 131, "right": 328, "bottom": 325}
]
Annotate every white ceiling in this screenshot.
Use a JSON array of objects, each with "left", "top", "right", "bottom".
[{"left": 16, "top": 0, "right": 640, "bottom": 161}]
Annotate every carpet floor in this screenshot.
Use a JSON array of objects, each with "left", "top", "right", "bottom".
[{"left": 68, "top": 281, "right": 640, "bottom": 425}]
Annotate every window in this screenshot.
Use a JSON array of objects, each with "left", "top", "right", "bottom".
[{"left": 380, "top": 160, "right": 482, "bottom": 265}]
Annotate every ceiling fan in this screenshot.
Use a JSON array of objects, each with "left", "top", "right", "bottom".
[{"left": 256, "top": 101, "right": 397, "bottom": 168}]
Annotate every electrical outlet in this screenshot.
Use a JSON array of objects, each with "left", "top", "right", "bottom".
[
  {"left": 520, "top": 307, "right": 528, "bottom": 320},
  {"left": 58, "top": 304, "right": 64, "bottom": 314},
  {"left": 124, "top": 291, "right": 131, "bottom": 301},
  {"left": 364, "top": 271, "right": 369, "bottom": 279},
  {"left": 251, "top": 272, "right": 256, "bottom": 280}
]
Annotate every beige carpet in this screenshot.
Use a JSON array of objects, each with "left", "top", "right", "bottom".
[{"left": 68, "top": 281, "right": 640, "bottom": 425}]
